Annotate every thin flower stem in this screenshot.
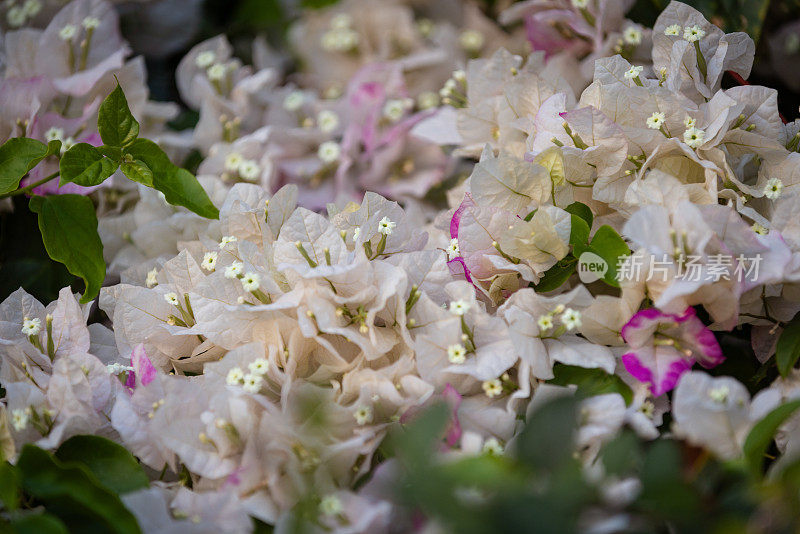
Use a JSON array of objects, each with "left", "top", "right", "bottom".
[{"left": 0, "top": 171, "right": 61, "bottom": 199}]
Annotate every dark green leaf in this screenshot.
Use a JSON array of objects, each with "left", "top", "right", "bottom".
[
  {"left": 565, "top": 201, "right": 593, "bottom": 228},
  {"left": 600, "top": 430, "right": 642, "bottom": 476},
  {"left": 743, "top": 399, "right": 800, "bottom": 475},
  {"left": 98, "top": 84, "right": 139, "bottom": 148},
  {"left": 549, "top": 363, "right": 634, "bottom": 405},
  {"left": 120, "top": 159, "right": 153, "bottom": 187},
  {"left": 124, "top": 139, "right": 218, "bottom": 218},
  {"left": 155, "top": 167, "right": 219, "bottom": 219},
  {"left": 16, "top": 445, "right": 141, "bottom": 534},
  {"left": 56, "top": 436, "right": 148, "bottom": 495},
  {"left": 0, "top": 138, "right": 50, "bottom": 194},
  {"left": 123, "top": 139, "right": 172, "bottom": 175},
  {"left": 98, "top": 145, "right": 123, "bottom": 161},
  {"left": 575, "top": 225, "right": 630, "bottom": 287},
  {"left": 777, "top": 314, "right": 800, "bottom": 377},
  {"left": 569, "top": 214, "right": 590, "bottom": 248},
  {"left": 59, "top": 143, "right": 117, "bottom": 187},
  {"left": 0, "top": 461, "right": 20, "bottom": 511},
  {"left": 11, "top": 513, "right": 69, "bottom": 534},
  {"left": 29, "top": 195, "right": 105, "bottom": 303},
  {"left": 535, "top": 257, "right": 577, "bottom": 293},
  {"left": 516, "top": 396, "right": 577, "bottom": 472}
]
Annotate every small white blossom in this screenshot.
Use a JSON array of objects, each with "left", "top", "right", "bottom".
[
  {"left": 684, "top": 116, "right": 696, "bottom": 128},
  {"left": 683, "top": 25, "right": 706, "bottom": 42},
  {"left": 283, "top": 91, "right": 305, "bottom": 111},
  {"left": 449, "top": 299, "right": 470, "bottom": 316},
  {"left": 354, "top": 405, "right": 373, "bottom": 425},
  {"left": 764, "top": 177, "right": 784, "bottom": 200},
  {"left": 21, "top": 317, "right": 41, "bottom": 336},
  {"left": 224, "top": 262, "right": 243, "bottom": 279},
  {"left": 319, "top": 495, "right": 343, "bottom": 516},
  {"left": 646, "top": 112, "right": 665, "bottom": 129},
  {"left": 330, "top": 13, "right": 352, "bottom": 30},
  {"left": 238, "top": 159, "right": 261, "bottom": 181},
  {"left": 445, "top": 238, "right": 460, "bottom": 259},
  {"left": 664, "top": 24, "right": 682, "bottom": 36},
  {"left": 146, "top": 268, "right": 158, "bottom": 288},
  {"left": 226, "top": 367, "right": 244, "bottom": 385},
  {"left": 242, "top": 373, "right": 264, "bottom": 393},
  {"left": 223, "top": 152, "right": 243, "bottom": 172},
  {"left": 560, "top": 308, "right": 582, "bottom": 330},
  {"left": 708, "top": 385, "right": 729, "bottom": 403},
  {"left": 624, "top": 65, "right": 643, "bottom": 80},
  {"left": 417, "top": 91, "right": 439, "bottom": 110},
  {"left": 201, "top": 252, "right": 218, "bottom": 271},
  {"left": 683, "top": 126, "right": 705, "bottom": 148},
  {"left": 6, "top": 6, "right": 25, "bottom": 27},
  {"left": 317, "top": 110, "right": 340, "bottom": 133},
  {"left": 317, "top": 141, "right": 341, "bottom": 164},
  {"left": 752, "top": 222, "right": 768, "bottom": 235},
  {"left": 571, "top": 0, "right": 588, "bottom": 8},
  {"left": 447, "top": 343, "right": 467, "bottom": 364},
  {"left": 241, "top": 272, "right": 261, "bottom": 292},
  {"left": 81, "top": 16, "right": 100, "bottom": 29},
  {"left": 107, "top": 363, "right": 134, "bottom": 375},
  {"left": 382, "top": 99, "right": 407, "bottom": 122},
  {"left": 45, "top": 127, "right": 65, "bottom": 142},
  {"left": 459, "top": 29, "right": 484, "bottom": 51},
  {"left": 623, "top": 26, "right": 643, "bottom": 45},
  {"left": 219, "top": 235, "right": 238, "bottom": 249},
  {"left": 248, "top": 358, "right": 269, "bottom": 375},
  {"left": 11, "top": 409, "right": 29, "bottom": 431},
  {"left": 483, "top": 437, "right": 504, "bottom": 455},
  {"left": 482, "top": 379, "right": 503, "bottom": 398},
  {"left": 195, "top": 50, "right": 216, "bottom": 69},
  {"left": 59, "top": 24, "right": 77, "bottom": 40},
  {"left": 25, "top": 1, "right": 42, "bottom": 17},
  {"left": 164, "top": 292, "right": 180, "bottom": 306},
  {"left": 537, "top": 315, "right": 553, "bottom": 331},
  {"left": 377, "top": 216, "right": 396, "bottom": 236},
  {"left": 206, "top": 63, "right": 227, "bottom": 81}
]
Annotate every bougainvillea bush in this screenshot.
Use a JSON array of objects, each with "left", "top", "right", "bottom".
[{"left": 2, "top": 0, "right": 800, "bottom": 532}]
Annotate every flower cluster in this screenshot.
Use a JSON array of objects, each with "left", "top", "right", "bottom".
[{"left": 3, "top": 0, "right": 800, "bottom": 532}]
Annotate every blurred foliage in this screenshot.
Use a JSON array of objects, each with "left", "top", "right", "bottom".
[
  {"left": 356, "top": 397, "right": 800, "bottom": 534},
  {"left": 0, "top": 436, "right": 147, "bottom": 533}
]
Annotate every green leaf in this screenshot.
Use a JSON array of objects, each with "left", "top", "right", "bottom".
[
  {"left": 600, "top": 430, "right": 642, "bottom": 476},
  {"left": 29, "top": 195, "right": 105, "bottom": 303},
  {"left": 55, "top": 436, "right": 148, "bottom": 495},
  {"left": 534, "top": 257, "right": 577, "bottom": 293},
  {"left": 59, "top": 143, "right": 118, "bottom": 187},
  {"left": 516, "top": 396, "right": 577, "bottom": 472},
  {"left": 743, "top": 399, "right": 800, "bottom": 475},
  {"left": 568, "top": 214, "right": 590, "bottom": 248},
  {"left": 0, "top": 138, "right": 50, "bottom": 194},
  {"left": 120, "top": 159, "right": 153, "bottom": 187},
  {"left": 16, "top": 445, "right": 141, "bottom": 534},
  {"left": 11, "top": 513, "right": 69, "bottom": 534},
  {"left": 98, "top": 84, "right": 139, "bottom": 148},
  {"left": 575, "top": 225, "right": 630, "bottom": 287},
  {"left": 548, "top": 363, "right": 634, "bottom": 405},
  {"left": 156, "top": 167, "right": 219, "bottom": 219},
  {"left": 124, "top": 139, "right": 218, "bottom": 218},
  {"left": 565, "top": 201, "right": 593, "bottom": 228},
  {"left": 98, "top": 145, "right": 123, "bottom": 161},
  {"left": 0, "top": 461, "right": 20, "bottom": 511},
  {"left": 776, "top": 314, "right": 800, "bottom": 377}
]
